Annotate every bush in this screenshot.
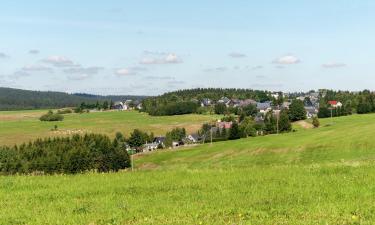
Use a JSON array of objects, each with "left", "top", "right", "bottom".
[
  {"left": 214, "top": 103, "right": 227, "bottom": 115},
  {"left": 57, "top": 108, "right": 73, "bottom": 114},
  {"left": 39, "top": 110, "right": 64, "bottom": 121},
  {"left": 312, "top": 116, "right": 320, "bottom": 128}
]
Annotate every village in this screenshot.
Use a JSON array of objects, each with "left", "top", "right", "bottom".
[{"left": 111, "top": 91, "right": 343, "bottom": 153}]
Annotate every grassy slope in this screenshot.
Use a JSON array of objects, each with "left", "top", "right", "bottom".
[
  {"left": 2, "top": 114, "right": 375, "bottom": 224},
  {"left": 0, "top": 110, "right": 218, "bottom": 146}
]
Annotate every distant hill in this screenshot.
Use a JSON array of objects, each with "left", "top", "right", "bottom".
[{"left": 0, "top": 87, "right": 148, "bottom": 110}]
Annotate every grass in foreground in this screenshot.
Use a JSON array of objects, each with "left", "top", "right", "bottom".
[
  {"left": 2, "top": 114, "right": 375, "bottom": 224},
  {"left": 0, "top": 110, "right": 218, "bottom": 146}
]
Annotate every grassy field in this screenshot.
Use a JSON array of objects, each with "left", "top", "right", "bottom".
[
  {"left": 0, "top": 110, "right": 218, "bottom": 146},
  {"left": 2, "top": 114, "right": 375, "bottom": 224}
]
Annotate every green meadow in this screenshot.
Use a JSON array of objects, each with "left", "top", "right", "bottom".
[
  {"left": 2, "top": 114, "right": 375, "bottom": 224},
  {"left": 0, "top": 110, "right": 218, "bottom": 146}
]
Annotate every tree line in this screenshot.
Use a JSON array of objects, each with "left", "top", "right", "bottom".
[
  {"left": 0, "top": 134, "right": 131, "bottom": 175},
  {"left": 141, "top": 88, "right": 272, "bottom": 116},
  {"left": 0, "top": 87, "right": 145, "bottom": 111}
]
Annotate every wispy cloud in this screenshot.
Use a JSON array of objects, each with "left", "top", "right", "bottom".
[
  {"left": 203, "top": 67, "right": 228, "bottom": 72},
  {"left": 273, "top": 55, "right": 300, "bottom": 64},
  {"left": 168, "top": 80, "right": 185, "bottom": 85},
  {"left": 252, "top": 65, "right": 263, "bottom": 70},
  {"left": 67, "top": 74, "right": 93, "bottom": 81},
  {"left": 140, "top": 53, "right": 182, "bottom": 65},
  {"left": 29, "top": 49, "right": 40, "bottom": 55},
  {"left": 0, "top": 52, "right": 9, "bottom": 58},
  {"left": 12, "top": 71, "right": 31, "bottom": 79},
  {"left": 22, "top": 64, "right": 53, "bottom": 72},
  {"left": 42, "top": 56, "right": 80, "bottom": 67},
  {"left": 63, "top": 66, "right": 103, "bottom": 75},
  {"left": 228, "top": 52, "right": 246, "bottom": 58},
  {"left": 322, "top": 62, "right": 346, "bottom": 68},
  {"left": 144, "top": 75, "right": 174, "bottom": 80},
  {"left": 143, "top": 50, "right": 168, "bottom": 56}
]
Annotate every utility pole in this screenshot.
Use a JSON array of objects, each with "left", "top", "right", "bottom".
[
  {"left": 131, "top": 153, "right": 134, "bottom": 172},
  {"left": 330, "top": 107, "right": 333, "bottom": 125},
  {"left": 276, "top": 110, "right": 279, "bottom": 134},
  {"left": 210, "top": 126, "right": 213, "bottom": 145}
]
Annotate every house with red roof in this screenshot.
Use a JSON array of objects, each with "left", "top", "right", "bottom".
[{"left": 328, "top": 100, "right": 342, "bottom": 108}]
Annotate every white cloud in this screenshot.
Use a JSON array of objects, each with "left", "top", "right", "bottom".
[
  {"left": 67, "top": 74, "right": 92, "bottom": 81},
  {"left": 273, "top": 55, "right": 300, "bottom": 64},
  {"left": 42, "top": 56, "right": 80, "bottom": 67},
  {"left": 139, "top": 53, "right": 182, "bottom": 65},
  {"left": 322, "top": 62, "right": 346, "bottom": 68},
  {"left": 22, "top": 64, "right": 53, "bottom": 72},
  {"left": 29, "top": 49, "right": 40, "bottom": 54},
  {"left": 115, "top": 68, "right": 137, "bottom": 76},
  {"left": 165, "top": 53, "right": 182, "bottom": 63},
  {"left": 229, "top": 52, "right": 246, "bottom": 58}
]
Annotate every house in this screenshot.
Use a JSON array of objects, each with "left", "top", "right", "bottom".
[
  {"left": 257, "top": 102, "right": 272, "bottom": 114},
  {"left": 229, "top": 99, "right": 241, "bottom": 107},
  {"left": 172, "top": 141, "right": 180, "bottom": 148},
  {"left": 328, "top": 100, "right": 342, "bottom": 108},
  {"left": 239, "top": 99, "right": 257, "bottom": 107},
  {"left": 124, "top": 100, "right": 133, "bottom": 109},
  {"left": 142, "top": 143, "right": 159, "bottom": 152},
  {"left": 304, "top": 106, "right": 318, "bottom": 118},
  {"left": 254, "top": 114, "right": 264, "bottom": 124},
  {"left": 216, "top": 121, "right": 233, "bottom": 129},
  {"left": 200, "top": 98, "right": 212, "bottom": 107},
  {"left": 113, "top": 101, "right": 126, "bottom": 110},
  {"left": 136, "top": 103, "right": 143, "bottom": 110},
  {"left": 271, "top": 92, "right": 280, "bottom": 99},
  {"left": 153, "top": 136, "right": 166, "bottom": 148},
  {"left": 217, "top": 97, "right": 231, "bottom": 106},
  {"left": 187, "top": 134, "right": 202, "bottom": 143},
  {"left": 281, "top": 101, "right": 291, "bottom": 110}
]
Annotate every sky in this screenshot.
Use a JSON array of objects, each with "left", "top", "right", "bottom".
[{"left": 1, "top": 1, "right": 375, "bottom": 95}]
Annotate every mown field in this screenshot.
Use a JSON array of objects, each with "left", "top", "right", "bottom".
[
  {"left": 2, "top": 114, "right": 375, "bottom": 224},
  {"left": 0, "top": 110, "right": 218, "bottom": 146}
]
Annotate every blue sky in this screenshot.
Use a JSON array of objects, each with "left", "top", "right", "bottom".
[{"left": 1, "top": 1, "right": 375, "bottom": 95}]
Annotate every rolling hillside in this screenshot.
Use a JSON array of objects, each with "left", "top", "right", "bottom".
[
  {"left": 0, "top": 110, "right": 219, "bottom": 146},
  {"left": 1, "top": 114, "right": 375, "bottom": 224},
  {"left": 0, "top": 87, "right": 147, "bottom": 110}
]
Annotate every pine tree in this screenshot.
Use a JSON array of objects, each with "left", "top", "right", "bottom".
[
  {"left": 228, "top": 122, "right": 241, "bottom": 140},
  {"left": 279, "top": 110, "right": 291, "bottom": 132}
]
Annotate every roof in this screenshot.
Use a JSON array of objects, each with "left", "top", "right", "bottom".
[
  {"left": 304, "top": 106, "right": 317, "bottom": 114},
  {"left": 153, "top": 137, "right": 166, "bottom": 143},
  {"left": 257, "top": 102, "right": 271, "bottom": 110},
  {"left": 328, "top": 100, "right": 338, "bottom": 105},
  {"left": 239, "top": 99, "right": 257, "bottom": 107},
  {"left": 114, "top": 101, "right": 123, "bottom": 106},
  {"left": 189, "top": 133, "right": 201, "bottom": 140}
]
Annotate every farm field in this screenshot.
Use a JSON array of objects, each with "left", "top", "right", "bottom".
[
  {"left": 0, "top": 110, "right": 219, "bottom": 146},
  {"left": 2, "top": 114, "right": 375, "bottom": 224}
]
